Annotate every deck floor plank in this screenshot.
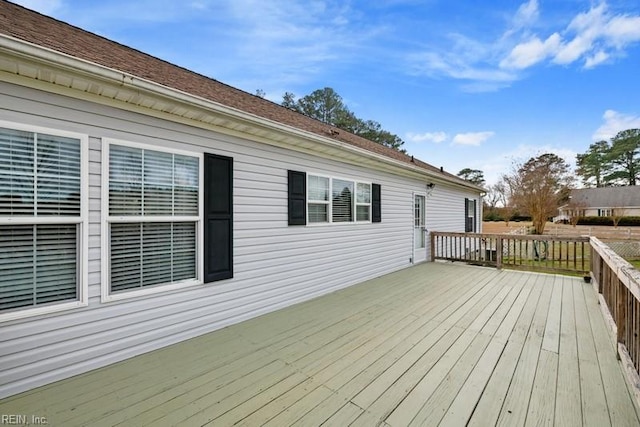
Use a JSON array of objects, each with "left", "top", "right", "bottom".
[
  {"left": 525, "top": 349, "right": 558, "bottom": 426},
  {"left": 555, "top": 276, "right": 583, "bottom": 427},
  {"left": 351, "top": 270, "right": 508, "bottom": 412},
  {"left": 496, "top": 273, "right": 556, "bottom": 427},
  {"left": 384, "top": 272, "right": 525, "bottom": 426},
  {"left": 407, "top": 273, "right": 535, "bottom": 427},
  {"left": 467, "top": 273, "right": 547, "bottom": 427},
  {"left": 1, "top": 263, "right": 638, "bottom": 427},
  {"left": 574, "top": 278, "right": 611, "bottom": 427},
  {"left": 442, "top": 274, "right": 546, "bottom": 426}
]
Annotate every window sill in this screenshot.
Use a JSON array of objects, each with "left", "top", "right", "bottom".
[
  {"left": 101, "top": 278, "right": 203, "bottom": 303},
  {"left": 306, "top": 221, "right": 373, "bottom": 227},
  {"left": 0, "top": 300, "right": 88, "bottom": 323}
]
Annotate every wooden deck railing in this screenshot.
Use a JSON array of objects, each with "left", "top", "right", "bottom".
[
  {"left": 430, "top": 232, "right": 590, "bottom": 275},
  {"left": 590, "top": 237, "right": 640, "bottom": 397}
]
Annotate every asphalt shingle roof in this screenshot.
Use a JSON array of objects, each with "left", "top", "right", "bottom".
[{"left": 570, "top": 186, "right": 640, "bottom": 208}]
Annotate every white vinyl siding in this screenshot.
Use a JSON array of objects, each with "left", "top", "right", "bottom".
[
  {"left": 307, "top": 174, "right": 371, "bottom": 224},
  {"left": 0, "top": 83, "right": 482, "bottom": 399},
  {"left": 103, "top": 140, "right": 201, "bottom": 299},
  {"left": 0, "top": 122, "right": 88, "bottom": 321}
]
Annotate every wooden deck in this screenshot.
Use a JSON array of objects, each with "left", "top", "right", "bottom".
[{"left": 1, "top": 263, "right": 639, "bottom": 426}]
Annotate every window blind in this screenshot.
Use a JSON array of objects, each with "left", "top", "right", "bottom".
[
  {"left": 0, "top": 224, "right": 77, "bottom": 311},
  {"left": 332, "top": 179, "right": 353, "bottom": 222},
  {"left": 308, "top": 175, "right": 329, "bottom": 223},
  {"left": 0, "top": 126, "right": 81, "bottom": 314},
  {"left": 110, "top": 222, "right": 196, "bottom": 293},
  {"left": 109, "top": 146, "right": 199, "bottom": 216},
  {"left": 0, "top": 128, "right": 80, "bottom": 216},
  {"left": 108, "top": 143, "right": 199, "bottom": 293}
]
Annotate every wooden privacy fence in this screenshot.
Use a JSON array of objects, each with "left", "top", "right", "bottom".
[
  {"left": 430, "top": 232, "right": 590, "bottom": 276},
  {"left": 590, "top": 237, "right": 640, "bottom": 396}
]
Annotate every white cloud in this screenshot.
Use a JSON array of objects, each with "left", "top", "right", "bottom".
[
  {"left": 500, "top": 33, "right": 561, "bottom": 69},
  {"left": 406, "top": 131, "right": 448, "bottom": 144},
  {"left": 504, "top": 2, "right": 640, "bottom": 70},
  {"left": 513, "top": 0, "right": 539, "bottom": 29},
  {"left": 407, "top": 0, "right": 640, "bottom": 90},
  {"left": 452, "top": 131, "right": 495, "bottom": 146},
  {"left": 592, "top": 110, "right": 640, "bottom": 141},
  {"left": 408, "top": 50, "right": 518, "bottom": 92},
  {"left": 605, "top": 15, "right": 640, "bottom": 46},
  {"left": 584, "top": 50, "right": 609, "bottom": 68}
]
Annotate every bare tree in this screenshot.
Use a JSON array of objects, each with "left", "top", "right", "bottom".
[
  {"left": 565, "top": 199, "right": 587, "bottom": 227},
  {"left": 494, "top": 179, "right": 517, "bottom": 226},
  {"left": 611, "top": 206, "right": 628, "bottom": 228},
  {"left": 504, "top": 153, "right": 573, "bottom": 234},
  {"left": 483, "top": 183, "right": 502, "bottom": 219}
]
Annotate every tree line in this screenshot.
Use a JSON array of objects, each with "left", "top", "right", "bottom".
[
  {"left": 455, "top": 128, "right": 640, "bottom": 234},
  {"left": 257, "top": 87, "right": 405, "bottom": 151},
  {"left": 576, "top": 129, "right": 640, "bottom": 187}
]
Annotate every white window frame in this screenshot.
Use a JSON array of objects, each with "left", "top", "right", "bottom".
[
  {"left": 0, "top": 120, "right": 89, "bottom": 322},
  {"left": 306, "top": 173, "right": 372, "bottom": 225},
  {"left": 356, "top": 182, "right": 372, "bottom": 222},
  {"left": 101, "top": 138, "right": 204, "bottom": 303}
]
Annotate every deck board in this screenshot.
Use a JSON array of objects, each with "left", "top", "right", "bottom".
[
  {"left": 1, "top": 262, "right": 638, "bottom": 426},
  {"left": 555, "top": 276, "right": 583, "bottom": 426}
]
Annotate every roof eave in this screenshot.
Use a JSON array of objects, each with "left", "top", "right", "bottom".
[{"left": 0, "top": 34, "right": 480, "bottom": 192}]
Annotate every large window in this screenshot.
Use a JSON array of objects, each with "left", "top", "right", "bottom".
[
  {"left": 104, "top": 141, "right": 201, "bottom": 299},
  {"left": 307, "top": 175, "right": 371, "bottom": 224},
  {"left": 0, "top": 123, "right": 87, "bottom": 320}
]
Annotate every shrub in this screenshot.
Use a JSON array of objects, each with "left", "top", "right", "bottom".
[
  {"left": 576, "top": 216, "right": 640, "bottom": 226},
  {"left": 483, "top": 212, "right": 503, "bottom": 221}
]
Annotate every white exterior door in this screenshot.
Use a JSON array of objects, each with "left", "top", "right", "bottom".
[{"left": 413, "top": 193, "right": 427, "bottom": 263}]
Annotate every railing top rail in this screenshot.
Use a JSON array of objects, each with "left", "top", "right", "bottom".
[
  {"left": 591, "top": 237, "right": 640, "bottom": 302},
  {"left": 431, "top": 231, "right": 590, "bottom": 243}
]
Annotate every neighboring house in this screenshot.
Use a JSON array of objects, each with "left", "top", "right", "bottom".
[
  {"left": 558, "top": 187, "right": 640, "bottom": 219},
  {"left": 0, "top": 1, "right": 483, "bottom": 398}
]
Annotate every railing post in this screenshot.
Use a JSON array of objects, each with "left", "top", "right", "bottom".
[
  {"left": 430, "top": 233, "right": 435, "bottom": 262},
  {"left": 496, "top": 237, "right": 503, "bottom": 270},
  {"left": 617, "top": 278, "right": 627, "bottom": 346}
]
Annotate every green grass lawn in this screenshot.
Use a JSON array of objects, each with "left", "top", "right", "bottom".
[{"left": 627, "top": 259, "right": 640, "bottom": 270}]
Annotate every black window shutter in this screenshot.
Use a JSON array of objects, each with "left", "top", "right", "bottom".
[
  {"left": 288, "top": 170, "right": 306, "bottom": 225},
  {"left": 204, "top": 153, "right": 233, "bottom": 283},
  {"left": 372, "top": 183, "right": 381, "bottom": 223},
  {"left": 465, "top": 198, "right": 471, "bottom": 232}
]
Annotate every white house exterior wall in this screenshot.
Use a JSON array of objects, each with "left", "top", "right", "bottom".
[
  {"left": 561, "top": 207, "right": 640, "bottom": 217},
  {"left": 0, "top": 82, "right": 479, "bottom": 398},
  {"left": 425, "top": 182, "right": 482, "bottom": 259}
]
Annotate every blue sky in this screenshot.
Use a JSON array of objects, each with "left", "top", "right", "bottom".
[{"left": 15, "top": 0, "right": 640, "bottom": 185}]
